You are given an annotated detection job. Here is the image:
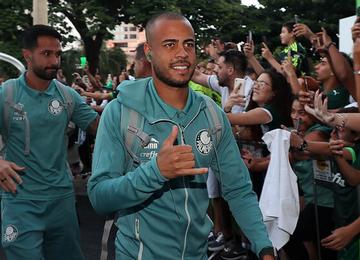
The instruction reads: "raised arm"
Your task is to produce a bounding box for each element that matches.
[243,40,265,76]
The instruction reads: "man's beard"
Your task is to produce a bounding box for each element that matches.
[153,64,194,89]
[33,65,59,80]
[217,76,226,87]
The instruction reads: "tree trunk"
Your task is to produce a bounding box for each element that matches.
[82,33,104,75]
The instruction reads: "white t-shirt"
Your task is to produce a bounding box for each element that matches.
[207,75,254,113]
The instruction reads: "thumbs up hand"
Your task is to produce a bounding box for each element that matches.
[157,126,208,179]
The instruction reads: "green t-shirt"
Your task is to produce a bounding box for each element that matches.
[189,81,222,107]
[0,74,98,200]
[320,85,349,110]
[278,41,308,75]
[315,143,359,228]
[333,144,360,260]
[292,124,334,208]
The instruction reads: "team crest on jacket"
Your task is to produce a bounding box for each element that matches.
[48,99,64,115]
[3,225,18,243]
[195,129,213,155]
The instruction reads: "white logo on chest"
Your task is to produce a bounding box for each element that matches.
[3,225,18,243]
[195,129,213,155]
[48,99,64,115]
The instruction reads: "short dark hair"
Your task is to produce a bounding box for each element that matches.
[282,22,295,33]
[145,12,189,42]
[219,49,248,74]
[135,42,146,60]
[22,24,62,49]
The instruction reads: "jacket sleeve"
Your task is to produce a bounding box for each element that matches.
[87,100,167,215]
[210,112,273,256]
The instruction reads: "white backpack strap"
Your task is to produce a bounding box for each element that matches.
[2,79,31,156]
[100,218,114,260]
[121,104,150,169]
[100,103,151,260]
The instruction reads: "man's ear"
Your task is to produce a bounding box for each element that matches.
[23,49,32,63]
[144,42,152,62]
[227,65,234,76]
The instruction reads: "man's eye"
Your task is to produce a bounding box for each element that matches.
[186,42,195,48]
[44,51,50,56]
[164,43,175,48]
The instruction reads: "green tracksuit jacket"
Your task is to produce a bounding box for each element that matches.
[88,78,272,259]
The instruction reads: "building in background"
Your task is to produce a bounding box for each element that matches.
[106,23,146,66]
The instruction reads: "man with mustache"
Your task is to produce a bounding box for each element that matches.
[0,25,98,260]
[88,12,274,260]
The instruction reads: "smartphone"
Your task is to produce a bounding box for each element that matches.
[236,42,242,52]
[295,118,302,132]
[234,78,245,96]
[248,30,253,43]
[303,76,309,92]
[262,35,268,46]
[294,14,299,24]
[80,56,87,68]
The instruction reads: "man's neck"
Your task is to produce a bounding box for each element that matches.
[25,71,51,91]
[153,78,189,110]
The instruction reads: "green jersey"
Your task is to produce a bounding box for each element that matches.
[0,73,98,200]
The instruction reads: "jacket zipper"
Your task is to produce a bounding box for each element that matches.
[135,218,143,260]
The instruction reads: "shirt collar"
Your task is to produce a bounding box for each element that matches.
[20,72,57,97]
[149,80,193,120]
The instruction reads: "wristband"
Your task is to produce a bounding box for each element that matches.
[325,42,335,51]
[335,113,346,130]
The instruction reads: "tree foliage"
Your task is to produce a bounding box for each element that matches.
[0,0,31,78]
[0,0,356,78]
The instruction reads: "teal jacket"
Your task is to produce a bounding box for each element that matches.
[88,78,272,259]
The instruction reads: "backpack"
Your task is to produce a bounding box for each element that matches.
[1,78,74,156]
[100,78,224,260]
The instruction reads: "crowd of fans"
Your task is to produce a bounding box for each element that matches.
[17,19,359,260]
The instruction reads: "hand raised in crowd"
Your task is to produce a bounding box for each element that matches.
[293,23,316,40]
[211,38,225,53]
[304,90,335,125]
[281,58,296,79]
[261,42,273,60]
[329,130,345,156]
[353,37,360,65]
[351,22,360,42]
[224,91,246,112]
[298,90,314,106]
[243,40,255,59]
[241,148,254,169]
[321,225,355,251]
[157,126,208,179]
[313,27,332,53]
[0,159,24,193]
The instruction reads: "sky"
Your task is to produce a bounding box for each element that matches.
[241,0,261,8]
